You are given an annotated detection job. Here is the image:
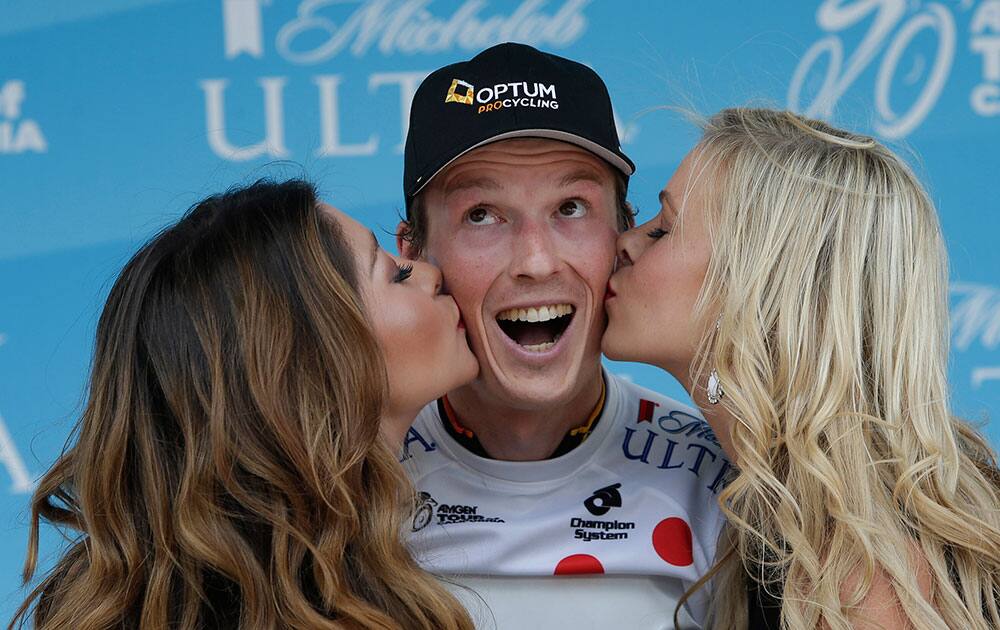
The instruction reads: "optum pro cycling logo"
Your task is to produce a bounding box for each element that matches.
[443,78,560,114]
[445,79,475,105]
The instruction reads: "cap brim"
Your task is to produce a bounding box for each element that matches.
[410,129,635,197]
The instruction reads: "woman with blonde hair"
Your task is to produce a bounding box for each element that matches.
[604,109,1000,629]
[12,179,478,629]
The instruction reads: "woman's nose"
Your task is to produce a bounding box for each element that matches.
[616,229,638,269]
[416,259,443,295]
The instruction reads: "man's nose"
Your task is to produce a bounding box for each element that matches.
[509,218,562,280]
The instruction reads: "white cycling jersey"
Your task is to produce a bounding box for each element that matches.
[402,372,730,629]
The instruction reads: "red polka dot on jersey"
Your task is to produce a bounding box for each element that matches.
[554,553,605,575]
[652,517,694,566]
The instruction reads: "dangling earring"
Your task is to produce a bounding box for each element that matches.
[707,318,724,405]
[707,369,724,404]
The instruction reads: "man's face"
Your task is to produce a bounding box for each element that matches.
[417,138,619,409]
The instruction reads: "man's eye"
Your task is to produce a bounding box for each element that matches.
[558,199,588,218]
[466,207,499,225]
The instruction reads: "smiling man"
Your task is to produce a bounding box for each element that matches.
[397,43,728,629]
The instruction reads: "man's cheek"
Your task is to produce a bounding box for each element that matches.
[569,256,615,289]
[569,233,616,263]
[446,284,487,329]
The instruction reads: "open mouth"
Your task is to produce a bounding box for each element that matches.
[495,303,575,353]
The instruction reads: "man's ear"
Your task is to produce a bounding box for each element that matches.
[396,221,420,260]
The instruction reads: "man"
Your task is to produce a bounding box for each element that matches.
[397,43,728,628]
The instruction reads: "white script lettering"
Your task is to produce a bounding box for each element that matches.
[200,77,291,161]
[276,0,589,64]
[789,0,956,139]
[0,414,34,493]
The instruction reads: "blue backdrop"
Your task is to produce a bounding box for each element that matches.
[1,0,998,619]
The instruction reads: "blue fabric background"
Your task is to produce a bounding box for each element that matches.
[1,0,997,618]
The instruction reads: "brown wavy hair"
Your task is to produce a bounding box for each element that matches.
[12,180,473,629]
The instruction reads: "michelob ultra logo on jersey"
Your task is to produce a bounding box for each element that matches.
[444,78,559,114]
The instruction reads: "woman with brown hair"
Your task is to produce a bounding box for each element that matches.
[12,179,478,629]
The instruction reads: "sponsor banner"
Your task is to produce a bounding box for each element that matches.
[0,0,997,619]
[0,80,46,154]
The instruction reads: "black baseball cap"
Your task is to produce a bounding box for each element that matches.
[403,42,635,200]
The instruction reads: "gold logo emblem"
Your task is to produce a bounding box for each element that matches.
[445,79,474,105]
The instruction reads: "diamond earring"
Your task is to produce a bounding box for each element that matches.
[708,317,724,404]
[707,369,724,404]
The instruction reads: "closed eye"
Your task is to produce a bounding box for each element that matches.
[393,263,413,282]
[647,227,669,239]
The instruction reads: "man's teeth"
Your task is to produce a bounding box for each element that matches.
[522,340,556,353]
[521,332,564,353]
[496,304,574,323]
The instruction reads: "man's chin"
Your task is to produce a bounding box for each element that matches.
[479,358,596,410]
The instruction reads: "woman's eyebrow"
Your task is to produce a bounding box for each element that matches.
[370,231,379,275]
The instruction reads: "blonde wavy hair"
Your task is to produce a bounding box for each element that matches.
[679,109,1000,629]
[11,180,473,630]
